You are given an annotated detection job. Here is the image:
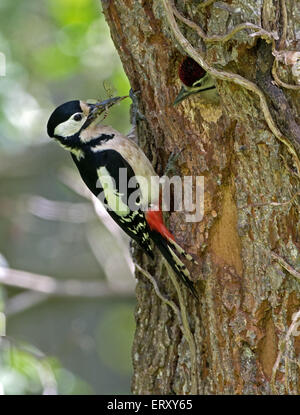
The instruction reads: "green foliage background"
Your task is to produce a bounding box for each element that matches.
[0,0,135,394]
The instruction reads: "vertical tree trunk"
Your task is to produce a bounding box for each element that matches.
[101,0,300,394]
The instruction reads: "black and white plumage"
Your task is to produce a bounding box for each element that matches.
[47,97,198,298]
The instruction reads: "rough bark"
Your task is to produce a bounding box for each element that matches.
[101,0,300,394]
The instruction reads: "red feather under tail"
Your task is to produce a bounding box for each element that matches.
[145,209,198,264]
[145,209,175,242]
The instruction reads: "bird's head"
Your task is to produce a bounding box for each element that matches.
[173,57,216,105]
[47,96,127,144]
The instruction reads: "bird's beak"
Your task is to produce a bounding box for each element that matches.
[173,86,192,106]
[173,85,217,106]
[173,73,216,105]
[86,96,128,123]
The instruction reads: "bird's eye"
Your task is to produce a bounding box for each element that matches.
[73,113,83,121]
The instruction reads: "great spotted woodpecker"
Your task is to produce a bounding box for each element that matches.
[174,57,216,105]
[47,97,198,298]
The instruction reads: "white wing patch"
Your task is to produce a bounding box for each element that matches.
[97,166,130,216]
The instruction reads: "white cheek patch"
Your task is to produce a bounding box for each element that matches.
[54,116,86,138]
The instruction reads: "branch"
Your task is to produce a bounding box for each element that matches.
[163,0,300,173]
[26,195,94,223]
[0,267,133,298]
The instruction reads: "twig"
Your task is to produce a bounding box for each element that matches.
[135,261,198,394]
[271,252,300,281]
[162,0,300,174]
[173,3,270,44]
[5,291,49,316]
[240,192,300,209]
[27,195,94,223]
[272,0,300,91]
[134,263,181,320]
[172,2,206,38]
[272,59,300,91]
[0,267,132,297]
[174,0,298,90]
[271,309,300,394]
[272,0,294,90]
[164,262,198,395]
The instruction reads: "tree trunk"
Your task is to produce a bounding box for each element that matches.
[101,0,300,395]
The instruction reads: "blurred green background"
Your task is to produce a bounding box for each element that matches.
[0,0,136,394]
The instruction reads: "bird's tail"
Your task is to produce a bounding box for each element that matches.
[150,230,198,300]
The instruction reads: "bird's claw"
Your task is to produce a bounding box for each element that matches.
[129,88,146,125]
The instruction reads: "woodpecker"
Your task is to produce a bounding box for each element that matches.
[174,57,216,105]
[47,96,198,298]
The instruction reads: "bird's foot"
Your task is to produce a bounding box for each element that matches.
[129,88,146,126]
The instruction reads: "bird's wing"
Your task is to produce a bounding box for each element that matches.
[72,148,198,297]
[94,149,154,259]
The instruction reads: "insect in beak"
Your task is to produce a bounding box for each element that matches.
[86,96,128,122]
